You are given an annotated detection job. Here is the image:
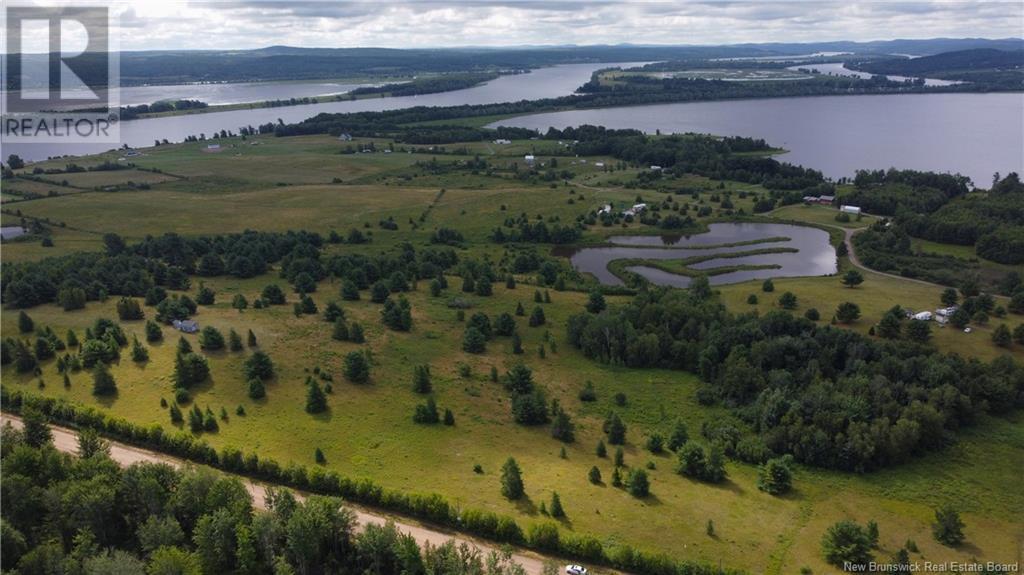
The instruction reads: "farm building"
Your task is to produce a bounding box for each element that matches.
[524,154,535,165]
[493,138,511,145]
[912,311,933,321]
[622,203,647,217]
[337,133,352,141]
[840,205,862,215]
[172,319,199,333]
[818,195,835,205]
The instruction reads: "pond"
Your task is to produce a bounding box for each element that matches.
[556,222,836,288]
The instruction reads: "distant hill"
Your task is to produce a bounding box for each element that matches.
[5,39,1023,87]
[854,48,1024,74]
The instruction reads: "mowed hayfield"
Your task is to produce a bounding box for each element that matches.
[3,274,1023,574]
[2,133,1023,572]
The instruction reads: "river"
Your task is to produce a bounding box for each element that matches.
[488,92,1024,185]
[4,63,1021,186]
[3,63,637,162]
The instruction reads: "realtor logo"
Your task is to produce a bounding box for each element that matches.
[2,3,119,143]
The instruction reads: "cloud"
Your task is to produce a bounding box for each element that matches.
[88,1,1024,50]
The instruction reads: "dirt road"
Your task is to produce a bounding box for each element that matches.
[0,414,560,575]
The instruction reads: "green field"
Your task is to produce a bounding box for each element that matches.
[2,133,1023,573]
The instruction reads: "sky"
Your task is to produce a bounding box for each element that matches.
[12,1,1024,51]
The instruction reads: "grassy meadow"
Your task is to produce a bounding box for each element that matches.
[2,133,1023,573]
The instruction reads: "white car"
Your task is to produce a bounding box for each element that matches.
[566,566,588,575]
[963,327,972,333]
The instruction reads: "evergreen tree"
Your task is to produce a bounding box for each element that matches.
[668,419,689,451]
[992,323,1012,347]
[344,351,370,383]
[462,327,487,353]
[323,301,344,323]
[586,290,606,313]
[247,378,266,399]
[169,403,183,424]
[331,318,350,341]
[199,326,225,351]
[511,332,524,354]
[515,302,525,316]
[841,270,864,288]
[228,329,243,352]
[626,469,650,497]
[588,466,602,484]
[932,505,965,546]
[315,448,326,464]
[177,337,193,356]
[604,412,627,444]
[596,440,607,458]
[906,319,932,343]
[305,378,327,414]
[246,329,257,347]
[92,363,117,396]
[762,279,774,293]
[412,365,432,393]
[349,322,365,343]
[757,456,794,495]
[243,350,274,381]
[549,492,565,518]
[66,329,79,348]
[413,397,440,424]
[550,408,575,443]
[18,311,34,333]
[443,408,455,426]
[131,338,149,362]
[341,280,360,301]
[142,321,161,343]
[500,457,525,500]
[231,294,248,312]
[529,306,546,327]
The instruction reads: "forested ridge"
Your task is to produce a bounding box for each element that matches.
[567,286,1024,472]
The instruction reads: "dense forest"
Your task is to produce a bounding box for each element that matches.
[347,72,499,98]
[0,416,533,575]
[901,173,1024,264]
[566,286,1024,472]
[0,230,467,312]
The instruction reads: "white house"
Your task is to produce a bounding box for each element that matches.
[524,154,535,165]
[650,165,662,171]
[338,133,353,141]
[936,306,958,317]
[840,205,862,215]
[594,162,605,168]
[493,139,511,145]
[622,203,648,217]
[598,204,612,215]
[912,311,933,321]
[206,143,220,150]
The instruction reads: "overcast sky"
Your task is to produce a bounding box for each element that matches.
[21,1,1024,51]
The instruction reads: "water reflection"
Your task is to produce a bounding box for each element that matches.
[558,222,836,288]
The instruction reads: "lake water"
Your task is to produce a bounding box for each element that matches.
[2,80,381,111]
[489,92,1024,185]
[6,63,1021,187]
[555,222,836,288]
[785,62,961,86]
[5,63,638,162]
